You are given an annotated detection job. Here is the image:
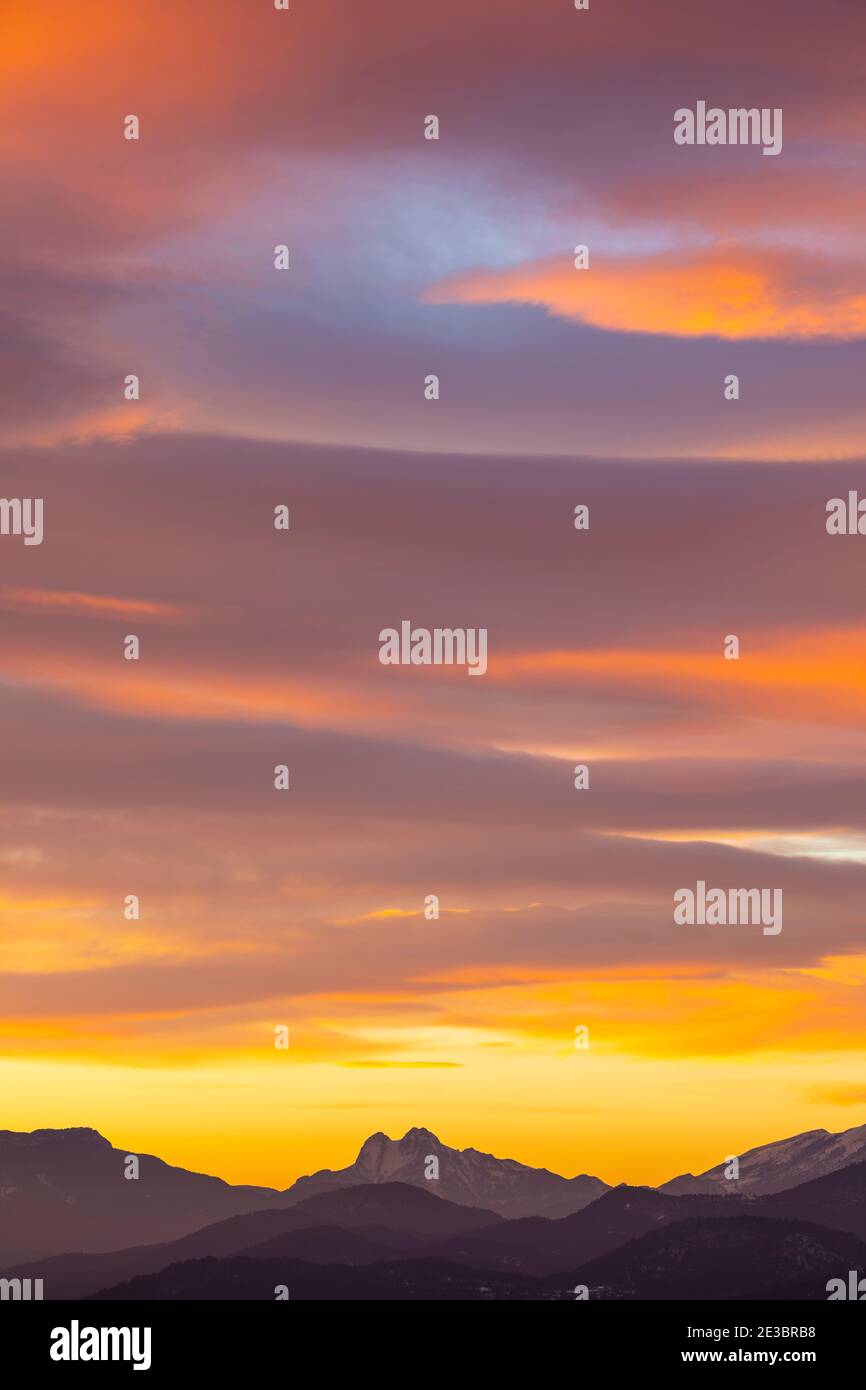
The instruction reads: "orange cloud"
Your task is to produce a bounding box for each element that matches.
[2,619,866,743]
[0,588,191,622]
[426,245,866,340]
[436,958,866,1061]
[494,628,866,724]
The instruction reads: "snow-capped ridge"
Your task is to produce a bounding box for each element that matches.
[662,1121,866,1197]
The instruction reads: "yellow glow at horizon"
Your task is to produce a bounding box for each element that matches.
[2,1048,865,1192]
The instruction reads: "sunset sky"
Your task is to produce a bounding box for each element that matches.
[2,0,866,1190]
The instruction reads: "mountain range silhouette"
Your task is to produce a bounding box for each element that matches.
[3,1121,866,1299]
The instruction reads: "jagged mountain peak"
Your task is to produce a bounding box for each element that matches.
[291,1126,609,1219]
[356,1130,388,1154]
[356,1127,440,1157]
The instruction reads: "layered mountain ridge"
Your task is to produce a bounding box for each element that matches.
[4,1117,866,1294]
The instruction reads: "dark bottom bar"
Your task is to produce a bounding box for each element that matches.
[5,1299,859,1376]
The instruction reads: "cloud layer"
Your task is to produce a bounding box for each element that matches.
[3,0,866,1185]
